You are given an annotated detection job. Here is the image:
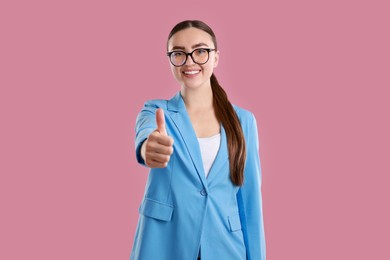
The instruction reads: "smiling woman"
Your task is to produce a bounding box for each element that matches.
[130,20,266,260]
[167,27,220,94]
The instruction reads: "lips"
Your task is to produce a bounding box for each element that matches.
[183,70,200,75]
[182,69,201,77]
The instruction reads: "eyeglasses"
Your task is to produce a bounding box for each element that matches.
[167,48,216,67]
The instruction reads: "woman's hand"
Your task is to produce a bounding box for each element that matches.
[141,108,174,168]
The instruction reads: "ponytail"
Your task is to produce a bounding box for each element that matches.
[211,73,246,186]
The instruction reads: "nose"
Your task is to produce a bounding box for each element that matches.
[184,53,196,65]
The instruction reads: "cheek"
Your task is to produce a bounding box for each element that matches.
[171,66,182,80]
[203,63,215,75]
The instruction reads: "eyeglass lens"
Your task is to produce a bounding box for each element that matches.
[170,49,210,66]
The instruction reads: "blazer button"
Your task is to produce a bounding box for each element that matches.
[200,189,207,196]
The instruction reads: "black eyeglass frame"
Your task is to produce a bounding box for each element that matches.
[166,48,216,67]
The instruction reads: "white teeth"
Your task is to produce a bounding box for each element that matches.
[184,70,200,75]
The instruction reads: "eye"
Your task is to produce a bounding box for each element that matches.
[195,49,207,55]
[172,52,184,57]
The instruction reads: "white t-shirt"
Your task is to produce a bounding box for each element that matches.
[197,133,221,177]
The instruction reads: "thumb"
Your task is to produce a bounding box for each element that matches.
[156,108,167,136]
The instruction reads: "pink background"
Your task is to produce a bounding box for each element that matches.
[1,0,389,259]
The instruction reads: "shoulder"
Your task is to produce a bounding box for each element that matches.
[232,104,259,139]
[138,99,169,114]
[233,104,256,124]
[143,99,168,109]
[233,104,260,152]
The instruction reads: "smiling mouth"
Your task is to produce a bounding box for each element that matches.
[183,70,201,75]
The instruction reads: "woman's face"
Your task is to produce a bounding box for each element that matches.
[167,27,219,90]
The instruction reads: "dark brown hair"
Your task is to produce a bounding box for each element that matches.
[167,20,246,186]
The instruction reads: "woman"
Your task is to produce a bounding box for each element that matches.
[131,20,266,260]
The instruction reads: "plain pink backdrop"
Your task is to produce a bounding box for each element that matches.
[1,0,389,259]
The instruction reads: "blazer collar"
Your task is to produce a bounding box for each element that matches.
[167,91,185,112]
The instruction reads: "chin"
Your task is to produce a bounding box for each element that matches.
[182,78,205,87]
[181,83,199,90]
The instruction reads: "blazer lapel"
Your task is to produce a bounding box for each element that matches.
[167,92,208,189]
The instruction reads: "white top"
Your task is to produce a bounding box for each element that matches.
[197,133,221,177]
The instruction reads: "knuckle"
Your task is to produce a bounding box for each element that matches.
[146,143,157,152]
[145,144,151,152]
[145,158,152,166]
[146,140,154,148]
[149,131,159,140]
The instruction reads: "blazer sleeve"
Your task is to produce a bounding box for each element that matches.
[134,101,159,166]
[236,113,266,260]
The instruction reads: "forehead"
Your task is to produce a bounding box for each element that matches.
[168,27,214,50]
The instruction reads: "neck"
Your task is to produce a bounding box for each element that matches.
[180,83,213,111]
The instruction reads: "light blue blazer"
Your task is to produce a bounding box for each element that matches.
[131,92,266,260]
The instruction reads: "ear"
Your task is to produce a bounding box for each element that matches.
[213,50,220,68]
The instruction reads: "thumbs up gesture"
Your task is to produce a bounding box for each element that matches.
[141,108,174,168]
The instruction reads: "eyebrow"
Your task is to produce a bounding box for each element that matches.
[170,42,209,51]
